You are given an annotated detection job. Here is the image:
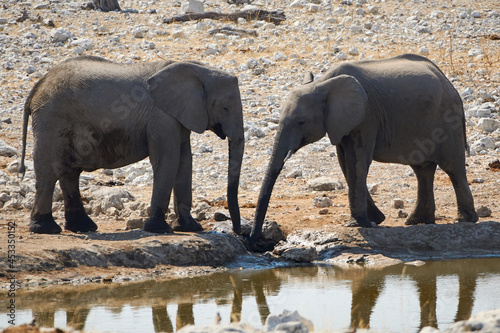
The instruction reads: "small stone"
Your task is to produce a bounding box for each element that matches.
[318,208,329,215]
[368,183,379,195]
[0,140,18,157]
[347,47,359,56]
[274,51,288,61]
[393,199,405,209]
[181,0,204,14]
[478,118,500,132]
[313,196,332,208]
[172,29,185,39]
[132,27,145,38]
[471,11,481,18]
[286,170,302,178]
[280,246,318,263]
[398,210,408,218]
[472,178,484,184]
[476,206,491,218]
[50,28,73,43]
[126,218,144,230]
[307,177,343,191]
[214,211,229,221]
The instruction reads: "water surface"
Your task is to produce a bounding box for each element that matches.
[2,257,500,332]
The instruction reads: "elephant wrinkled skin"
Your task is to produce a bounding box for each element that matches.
[251,54,478,247]
[20,56,244,235]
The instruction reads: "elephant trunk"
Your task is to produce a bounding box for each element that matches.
[227,136,244,234]
[250,131,290,246]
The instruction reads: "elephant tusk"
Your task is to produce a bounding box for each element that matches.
[284,150,293,163]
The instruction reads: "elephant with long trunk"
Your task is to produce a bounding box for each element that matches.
[20,56,244,235]
[250,54,478,248]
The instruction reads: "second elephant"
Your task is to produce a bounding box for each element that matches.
[251,54,478,246]
[20,56,244,235]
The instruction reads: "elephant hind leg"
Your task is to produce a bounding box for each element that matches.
[439,161,478,223]
[31,159,61,234]
[59,170,97,232]
[405,162,437,225]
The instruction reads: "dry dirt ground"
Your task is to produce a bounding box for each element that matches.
[0,0,499,287]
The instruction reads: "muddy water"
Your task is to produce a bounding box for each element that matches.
[2,258,500,333]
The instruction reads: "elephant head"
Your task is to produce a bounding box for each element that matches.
[148,62,244,233]
[250,74,368,247]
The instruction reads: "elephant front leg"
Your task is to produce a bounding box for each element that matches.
[171,138,203,232]
[340,139,374,228]
[144,149,179,234]
[337,144,384,226]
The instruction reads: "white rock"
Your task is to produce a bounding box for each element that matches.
[313,196,332,208]
[0,140,17,157]
[132,27,145,38]
[471,11,481,18]
[50,28,73,43]
[347,47,359,56]
[308,4,320,12]
[419,47,429,55]
[71,39,94,50]
[265,310,314,333]
[26,65,36,74]
[307,177,343,191]
[335,51,348,60]
[468,48,483,58]
[172,29,185,39]
[181,0,204,14]
[247,58,258,69]
[274,51,288,61]
[478,118,500,133]
[367,5,380,14]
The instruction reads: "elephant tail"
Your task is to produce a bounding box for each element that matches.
[18,78,43,179]
[18,97,31,179]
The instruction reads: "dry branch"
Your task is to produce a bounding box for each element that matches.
[163,9,286,25]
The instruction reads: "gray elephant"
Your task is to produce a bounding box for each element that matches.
[19,56,244,235]
[250,54,478,246]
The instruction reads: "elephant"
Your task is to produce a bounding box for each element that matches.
[19,56,244,235]
[250,54,478,246]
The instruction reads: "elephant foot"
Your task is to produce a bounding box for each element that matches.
[144,217,173,234]
[344,216,375,228]
[30,213,62,234]
[456,209,478,223]
[405,214,435,226]
[171,217,203,232]
[64,211,98,233]
[367,206,386,225]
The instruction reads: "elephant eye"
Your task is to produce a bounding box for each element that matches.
[298,119,306,126]
[223,106,229,112]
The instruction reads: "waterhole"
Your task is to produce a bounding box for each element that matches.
[2,257,500,332]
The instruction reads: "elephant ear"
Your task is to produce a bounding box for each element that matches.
[302,72,314,85]
[147,62,208,134]
[316,74,368,145]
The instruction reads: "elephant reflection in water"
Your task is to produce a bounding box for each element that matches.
[151,303,194,332]
[348,261,478,330]
[33,307,90,331]
[147,269,281,332]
